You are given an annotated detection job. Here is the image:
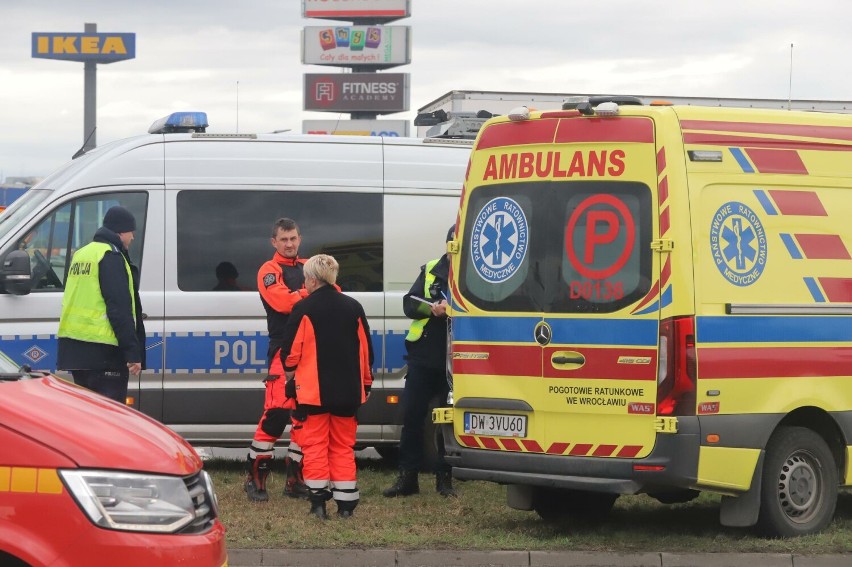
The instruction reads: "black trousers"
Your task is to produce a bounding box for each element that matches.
[398,363,450,474]
[72,368,129,403]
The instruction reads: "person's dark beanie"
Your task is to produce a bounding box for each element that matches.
[103,206,137,233]
[446,225,455,242]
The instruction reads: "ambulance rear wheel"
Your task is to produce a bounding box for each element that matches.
[758,426,837,537]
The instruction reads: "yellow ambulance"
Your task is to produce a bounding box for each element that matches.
[435,96,852,536]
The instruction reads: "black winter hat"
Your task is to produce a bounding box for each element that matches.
[446,225,455,242]
[103,206,137,234]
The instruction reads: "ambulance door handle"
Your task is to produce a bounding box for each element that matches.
[551,352,585,369]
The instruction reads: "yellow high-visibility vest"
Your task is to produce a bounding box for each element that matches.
[405,258,439,342]
[58,242,135,345]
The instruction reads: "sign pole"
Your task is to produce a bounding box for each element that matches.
[83,22,97,151]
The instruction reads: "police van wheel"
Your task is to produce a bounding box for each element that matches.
[757,426,837,537]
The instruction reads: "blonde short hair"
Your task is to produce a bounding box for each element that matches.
[304,254,339,286]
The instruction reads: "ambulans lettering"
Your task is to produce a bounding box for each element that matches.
[471,197,529,283]
[482,150,625,181]
[709,201,767,287]
[68,261,92,276]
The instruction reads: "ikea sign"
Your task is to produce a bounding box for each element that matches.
[32,32,135,63]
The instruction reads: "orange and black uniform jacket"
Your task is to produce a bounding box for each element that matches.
[281,284,373,416]
[257,253,308,360]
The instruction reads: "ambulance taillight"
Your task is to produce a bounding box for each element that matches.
[656,316,697,416]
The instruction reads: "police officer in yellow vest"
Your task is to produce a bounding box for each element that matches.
[58,206,145,403]
[384,225,457,498]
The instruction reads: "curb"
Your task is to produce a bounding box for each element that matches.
[227,549,851,567]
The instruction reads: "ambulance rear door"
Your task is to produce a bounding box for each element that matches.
[456,110,662,459]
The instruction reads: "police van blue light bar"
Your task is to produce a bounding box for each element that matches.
[148,112,209,134]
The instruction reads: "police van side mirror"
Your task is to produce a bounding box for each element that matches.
[1,250,33,296]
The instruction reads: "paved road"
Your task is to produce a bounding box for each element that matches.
[227,549,850,567]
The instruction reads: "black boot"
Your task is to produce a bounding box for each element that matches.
[308,489,331,520]
[244,454,272,502]
[382,470,419,497]
[283,456,309,500]
[337,499,358,519]
[436,470,457,498]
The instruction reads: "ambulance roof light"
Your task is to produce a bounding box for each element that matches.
[508,106,530,121]
[595,101,620,117]
[148,111,209,134]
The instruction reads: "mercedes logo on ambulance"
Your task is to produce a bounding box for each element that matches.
[534,321,552,346]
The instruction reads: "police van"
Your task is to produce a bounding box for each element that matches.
[435,97,852,536]
[0,112,471,453]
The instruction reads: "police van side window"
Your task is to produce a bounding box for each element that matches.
[9,192,148,292]
[176,190,383,292]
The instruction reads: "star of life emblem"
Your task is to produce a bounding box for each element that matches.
[470,197,529,283]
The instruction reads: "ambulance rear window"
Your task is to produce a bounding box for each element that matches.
[460,181,652,313]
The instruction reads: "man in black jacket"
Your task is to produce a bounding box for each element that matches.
[57,206,145,402]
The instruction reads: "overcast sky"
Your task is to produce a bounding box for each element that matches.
[2,0,851,179]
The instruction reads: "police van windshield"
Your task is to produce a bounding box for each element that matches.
[0,189,52,242]
[460,180,652,314]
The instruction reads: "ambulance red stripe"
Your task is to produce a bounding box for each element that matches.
[796,234,851,259]
[819,278,852,302]
[543,346,657,380]
[616,445,643,457]
[569,444,593,456]
[680,120,852,142]
[658,175,669,206]
[593,445,618,457]
[769,190,827,216]
[554,117,654,144]
[454,344,657,380]
[656,147,667,174]
[501,438,522,451]
[462,436,645,458]
[476,120,558,150]
[631,280,660,313]
[681,132,852,152]
[745,148,808,174]
[698,346,852,378]
[660,206,671,235]
[453,344,540,377]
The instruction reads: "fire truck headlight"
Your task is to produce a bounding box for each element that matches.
[60,469,196,533]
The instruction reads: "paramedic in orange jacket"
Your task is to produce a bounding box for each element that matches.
[245,218,310,502]
[280,254,374,519]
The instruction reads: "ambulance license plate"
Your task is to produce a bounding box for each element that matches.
[463,412,526,437]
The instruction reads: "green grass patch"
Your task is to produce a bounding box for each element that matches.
[207,457,852,552]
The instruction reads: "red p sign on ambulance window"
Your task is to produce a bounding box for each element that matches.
[566,194,635,280]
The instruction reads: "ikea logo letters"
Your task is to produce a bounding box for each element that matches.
[32,33,136,63]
